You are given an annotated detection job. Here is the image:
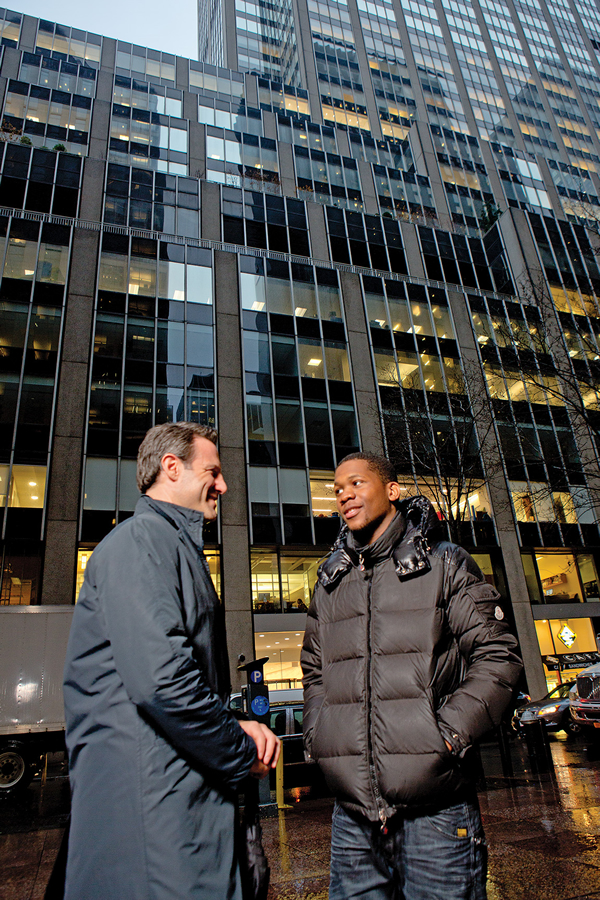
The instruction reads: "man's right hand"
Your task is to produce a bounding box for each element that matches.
[239,720,281,779]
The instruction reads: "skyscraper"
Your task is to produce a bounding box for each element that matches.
[0,1,600,700]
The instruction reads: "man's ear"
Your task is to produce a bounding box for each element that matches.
[387,481,402,503]
[160,453,182,482]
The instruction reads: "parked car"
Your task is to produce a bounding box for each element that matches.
[570,663,600,736]
[513,681,579,736]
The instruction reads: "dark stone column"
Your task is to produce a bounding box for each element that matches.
[42,229,100,604]
[214,249,254,691]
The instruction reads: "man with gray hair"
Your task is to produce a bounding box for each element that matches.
[63,422,280,900]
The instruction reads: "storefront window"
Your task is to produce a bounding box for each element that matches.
[399,478,492,525]
[470,553,495,586]
[535,617,597,690]
[0,464,7,507]
[521,553,543,604]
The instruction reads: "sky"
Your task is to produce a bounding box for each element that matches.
[11,0,199,59]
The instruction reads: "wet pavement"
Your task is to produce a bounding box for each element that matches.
[3,735,600,899]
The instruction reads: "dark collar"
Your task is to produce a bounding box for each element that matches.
[317,495,437,590]
[134,494,206,550]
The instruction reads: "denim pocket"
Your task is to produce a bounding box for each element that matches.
[424,800,485,843]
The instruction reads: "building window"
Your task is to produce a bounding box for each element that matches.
[75,546,92,601]
[0,464,47,508]
[524,551,600,605]
[254,630,304,687]
[510,482,577,525]
[0,546,41,605]
[250,549,320,613]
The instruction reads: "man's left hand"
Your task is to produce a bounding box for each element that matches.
[239,720,281,770]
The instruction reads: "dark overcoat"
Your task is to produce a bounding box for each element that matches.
[63,495,256,900]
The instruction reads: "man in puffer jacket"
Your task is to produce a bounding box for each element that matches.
[301,452,522,900]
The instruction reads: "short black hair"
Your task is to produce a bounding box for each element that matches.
[336,452,396,486]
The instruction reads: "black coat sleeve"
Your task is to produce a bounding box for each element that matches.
[436,549,523,756]
[96,516,256,789]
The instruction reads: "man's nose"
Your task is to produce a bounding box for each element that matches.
[216,474,227,494]
[337,485,354,504]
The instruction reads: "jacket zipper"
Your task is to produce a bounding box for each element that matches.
[364,564,388,832]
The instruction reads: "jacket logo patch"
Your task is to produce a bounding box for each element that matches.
[494,606,504,620]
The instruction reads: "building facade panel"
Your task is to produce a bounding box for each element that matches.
[1,4,600,691]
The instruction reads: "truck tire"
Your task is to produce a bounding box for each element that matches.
[563,716,581,737]
[0,741,35,793]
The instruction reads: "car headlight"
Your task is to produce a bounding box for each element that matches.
[538,705,559,715]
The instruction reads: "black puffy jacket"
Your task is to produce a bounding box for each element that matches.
[301,497,522,824]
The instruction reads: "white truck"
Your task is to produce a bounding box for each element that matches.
[0,605,73,793]
[570,662,600,736]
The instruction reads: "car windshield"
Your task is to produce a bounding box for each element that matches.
[547,683,574,700]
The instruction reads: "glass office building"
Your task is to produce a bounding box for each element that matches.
[2,1,600,697]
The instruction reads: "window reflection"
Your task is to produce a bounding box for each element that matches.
[293,280,318,319]
[324,343,351,381]
[36,244,69,284]
[247,396,275,441]
[309,470,337,517]
[4,238,37,280]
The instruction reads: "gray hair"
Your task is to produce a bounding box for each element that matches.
[136,422,218,493]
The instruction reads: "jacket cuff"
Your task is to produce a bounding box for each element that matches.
[437,720,470,757]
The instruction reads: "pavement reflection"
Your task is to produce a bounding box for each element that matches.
[3,736,600,900]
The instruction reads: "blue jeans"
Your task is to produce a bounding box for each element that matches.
[329,798,487,900]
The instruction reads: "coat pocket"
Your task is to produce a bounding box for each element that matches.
[426,689,453,758]
[305,702,326,761]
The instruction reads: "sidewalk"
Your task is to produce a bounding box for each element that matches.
[2,733,600,900]
[262,733,600,900]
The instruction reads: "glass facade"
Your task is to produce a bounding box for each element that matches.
[0,6,599,695]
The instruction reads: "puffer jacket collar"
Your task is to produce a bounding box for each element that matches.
[317,494,439,589]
